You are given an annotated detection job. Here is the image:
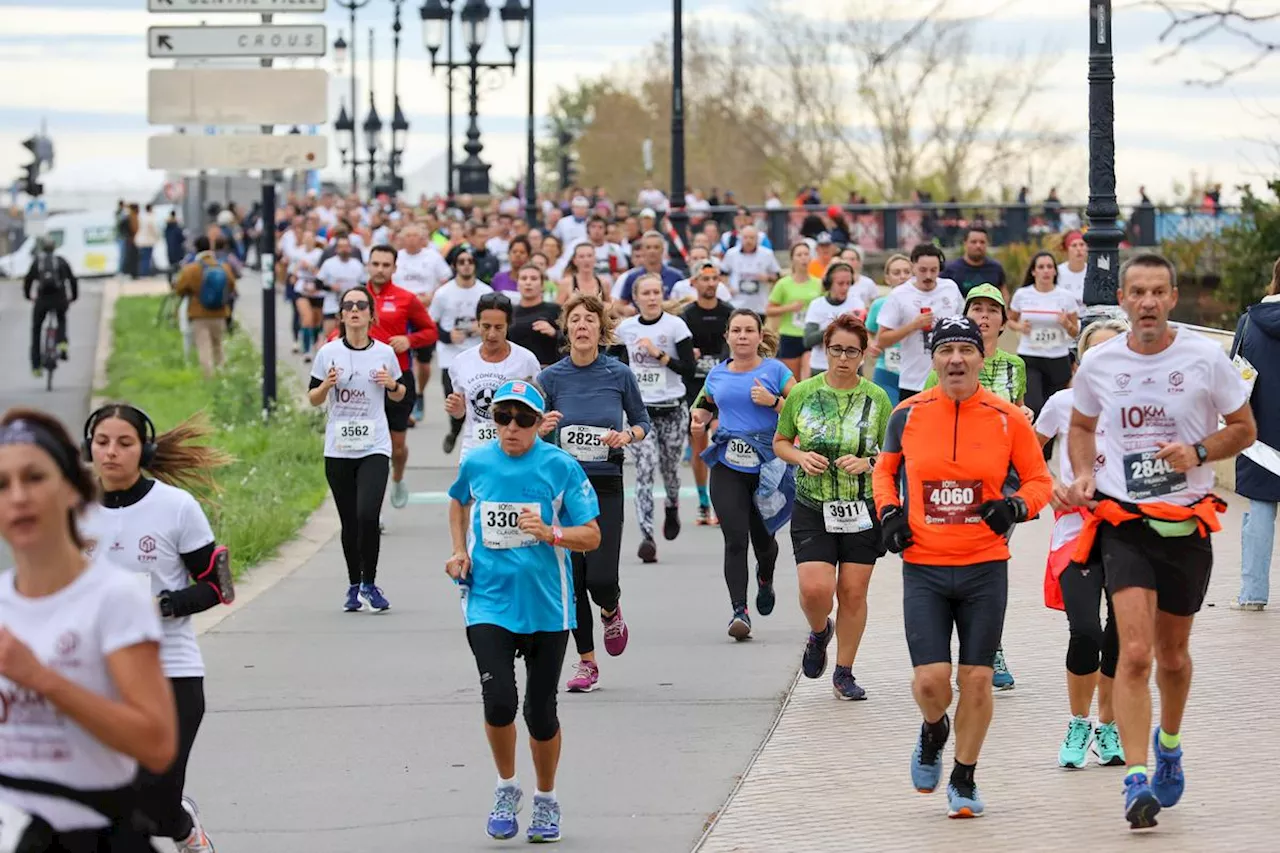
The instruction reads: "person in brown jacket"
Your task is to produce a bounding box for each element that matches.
[174,236,237,377]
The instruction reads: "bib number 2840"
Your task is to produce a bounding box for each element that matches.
[1124,450,1187,500]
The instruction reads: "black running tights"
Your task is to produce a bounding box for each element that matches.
[709,465,779,610]
[325,454,390,585]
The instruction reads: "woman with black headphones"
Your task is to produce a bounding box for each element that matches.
[801,261,861,380]
[82,402,235,853]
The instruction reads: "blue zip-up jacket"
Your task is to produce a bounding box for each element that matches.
[701,428,796,534]
[538,353,652,478]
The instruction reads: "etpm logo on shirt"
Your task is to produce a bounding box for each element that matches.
[138,535,159,563]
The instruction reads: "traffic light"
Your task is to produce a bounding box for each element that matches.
[557,129,577,191]
[19,136,46,197]
[20,162,42,197]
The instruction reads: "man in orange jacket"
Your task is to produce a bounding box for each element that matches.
[873,316,1051,820]
[1065,254,1256,830]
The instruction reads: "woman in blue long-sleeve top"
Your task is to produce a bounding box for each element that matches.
[538,294,651,693]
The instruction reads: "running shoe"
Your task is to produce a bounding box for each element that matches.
[1230,598,1266,611]
[1095,721,1125,766]
[911,714,949,793]
[755,571,776,616]
[486,783,523,840]
[30,368,41,378]
[728,606,752,640]
[1151,729,1185,807]
[527,794,561,843]
[443,432,458,453]
[832,665,866,701]
[343,584,362,612]
[176,796,215,853]
[360,584,390,612]
[663,506,681,541]
[801,618,833,679]
[56,341,69,361]
[637,538,657,563]
[946,782,984,818]
[601,606,629,656]
[411,400,424,422]
[696,505,718,526]
[992,648,1015,690]
[565,660,599,693]
[1058,716,1093,769]
[1123,772,1161,829]
[390,478,409,509]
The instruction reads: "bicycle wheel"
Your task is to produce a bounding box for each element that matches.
[44,327,57,392]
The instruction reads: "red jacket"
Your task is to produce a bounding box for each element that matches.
[329,281,438,372]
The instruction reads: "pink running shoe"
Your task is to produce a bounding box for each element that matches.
[565,660,599,692]
[602,605,630,656]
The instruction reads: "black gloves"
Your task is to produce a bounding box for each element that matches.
[978,496,1028,535]
[880,505,913,554]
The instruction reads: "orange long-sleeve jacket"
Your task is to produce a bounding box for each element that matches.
[873,385,1053,566]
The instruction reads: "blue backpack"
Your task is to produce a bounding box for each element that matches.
[198,256,230,310]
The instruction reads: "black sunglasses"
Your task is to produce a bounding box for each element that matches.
[341,300,371,311]
[493,408,538,428]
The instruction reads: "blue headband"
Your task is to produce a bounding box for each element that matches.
[0,420,79,481]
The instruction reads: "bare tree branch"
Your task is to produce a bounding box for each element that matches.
[1137,0,1280,85]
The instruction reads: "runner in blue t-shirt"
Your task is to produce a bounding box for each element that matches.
[446,379,601,844]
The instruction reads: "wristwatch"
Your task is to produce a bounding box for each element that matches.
[1194,443,1209,466]
[157,590,174,618]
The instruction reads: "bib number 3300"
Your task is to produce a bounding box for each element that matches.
[480,501,540,550]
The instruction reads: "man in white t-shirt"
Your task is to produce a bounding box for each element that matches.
[486,212,515,271]
[1065,253,1256,831]
[720,226,780,315]
[874,244,964,396]
[317,236,366,318]
[670,250,734,305]
[637,179,668,213]
[396,225,453,415]
[585,215,629,288]
[552,196,591,249]
[429,248,495,454]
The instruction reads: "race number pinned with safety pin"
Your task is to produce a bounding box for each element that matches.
[480,502,540,550]
[823,500,873,534]
[923,480,983,525]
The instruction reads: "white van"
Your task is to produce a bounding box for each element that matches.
[0,207,176,280]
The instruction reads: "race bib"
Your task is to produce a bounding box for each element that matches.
[923,479,983,525]
[792,310,806,328]
[725,438,759,468]
[695,355,718,377]
[1028,325,1065,351]
[334,418,376,453]
[1123,450,1187,501]
[884,346,902,374]
[474,422,499,443]
[480,501,539,550]
[739,279,760,295]
[560,424,610,462]
[823,500,873,534]
[0,800,38,853]
[633,366,665,393]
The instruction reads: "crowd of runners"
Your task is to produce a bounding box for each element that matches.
[0,186,1263,847]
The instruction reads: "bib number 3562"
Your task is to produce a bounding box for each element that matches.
[334,418,376,453]
[923,479,983,525]
[1124,450,1187,500]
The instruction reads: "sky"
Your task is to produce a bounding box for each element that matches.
[2,0,1280,207]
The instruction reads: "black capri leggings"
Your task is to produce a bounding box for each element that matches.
[467,624,570,741]
[571,474,624,655]
[325,454,391,585]
[136,677,204,839]
[1022,354,1072,418]
[1060,560,1119,679]
[709,464,779,610]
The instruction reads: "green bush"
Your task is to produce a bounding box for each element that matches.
[1218,180,1280,316]
[101,296,328,576]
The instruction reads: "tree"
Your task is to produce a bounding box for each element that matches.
[1144,1,1280,86]
[537,81,611,191]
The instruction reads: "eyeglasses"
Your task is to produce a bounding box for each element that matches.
[456,258,475,267]
[341,300,371,312]
[493,408,539,429]
[826,345,863,360]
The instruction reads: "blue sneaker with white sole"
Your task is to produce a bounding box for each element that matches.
[360,584,390,612]
[1151,729,1185,807]
[486,784,523,840]
[1124,772,1161,829]
[527,794,561,843]
[911,715,949,793]
[343,584,362,612]
[946,782,984,818]
[801,618,833,679]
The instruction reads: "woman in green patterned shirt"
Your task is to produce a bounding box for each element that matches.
[773,313,892,700]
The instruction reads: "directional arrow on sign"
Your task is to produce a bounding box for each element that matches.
[157,34,173,51]
[147,25,327,59]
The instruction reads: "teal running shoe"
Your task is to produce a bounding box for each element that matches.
[527,794,561,843]
[1058,716,1093,769]
[992,648,1014,690]
[1095,721,1125,766]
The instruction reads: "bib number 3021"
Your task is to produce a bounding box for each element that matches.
[334,418,376,453]
[480,501,540,550]
[922,479,983,525]
[559,425,610,462]
[1123,450,1187,500]
[823,500,873,534]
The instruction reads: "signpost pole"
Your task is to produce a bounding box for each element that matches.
[260,12,278,420]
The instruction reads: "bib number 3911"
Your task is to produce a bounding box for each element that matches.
[559,425,609,462]
[923,479,983,525]
[480,501,540,550]
[823,500,873,534]
[334,418,376,453]
[1124,450,1187,500]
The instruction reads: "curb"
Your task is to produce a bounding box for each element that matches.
[89,278,338,637]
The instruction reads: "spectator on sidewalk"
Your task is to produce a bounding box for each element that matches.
[174,236,237,378]
[164,211,185,285]
[136,204,159,277]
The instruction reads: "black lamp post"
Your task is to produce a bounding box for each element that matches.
[333,0,372,194]
[1082,0,1124,319]
[669,0,687,253]
[421,0,526,197]
[388,0,410,194]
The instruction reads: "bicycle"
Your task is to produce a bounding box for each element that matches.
[40,311,59,392]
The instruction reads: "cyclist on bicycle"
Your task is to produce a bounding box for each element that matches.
[24,237,78,376]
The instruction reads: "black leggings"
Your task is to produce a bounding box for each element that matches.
[709,465,779,610]
[1060,561,1119,678]
[467,624,569,741]
[1024,355,1072,460]
[136,677,204,839]
[571,475,624,655]
[442,368,464,439]
[325,454,391,585]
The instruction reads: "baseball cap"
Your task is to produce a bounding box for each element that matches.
[640,207,657,219]
[929,316,984,355]
[815,232,834,245]
[691,258,720,276]
[964,283,1006,319]
[492,379,546,415]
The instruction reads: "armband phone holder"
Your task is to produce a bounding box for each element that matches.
[203,545,235,605]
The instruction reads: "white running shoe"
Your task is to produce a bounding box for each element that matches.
[176,795,216,853]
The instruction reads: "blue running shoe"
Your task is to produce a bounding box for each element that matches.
[360,584,391,612]
[946,782,984,818]
[832,665,866,700]
[1124,772,1161,829]
[801,618,833,679]
[527,794,561,843]
[755,570,775,616]
[1151,729,1185,807]
[911,715,949,793]
[343,584,362,612]
[486,784,523,840]
[728,606,752,640]
[992,648,1015,690]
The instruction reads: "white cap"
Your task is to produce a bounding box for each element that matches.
[640,207,657,219]
[572,195,589,208]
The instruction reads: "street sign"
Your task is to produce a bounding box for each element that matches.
[148,69,328,125]
[148,0,327,11]
[148,133,328,170]
[147,25,326,59]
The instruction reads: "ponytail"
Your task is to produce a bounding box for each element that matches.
[148,413,234,494]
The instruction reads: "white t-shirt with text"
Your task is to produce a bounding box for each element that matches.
[616,312,693,404]
[312,339,401,459]
[428,279,495,369]
[875,280,965,391]
[396,247,452,298]
[448,343,542,457]
[1010,285,1079,359]
[317,255,366,316]
[721,246,781,315]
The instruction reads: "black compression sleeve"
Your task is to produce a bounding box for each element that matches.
[166,542,223,617]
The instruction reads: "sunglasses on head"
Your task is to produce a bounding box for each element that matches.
[492,407,538,428]
[341,300,371,311]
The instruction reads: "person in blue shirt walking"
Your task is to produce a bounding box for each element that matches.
[447,379,602,844]
[692,308,796,639]
[537,293,651,694]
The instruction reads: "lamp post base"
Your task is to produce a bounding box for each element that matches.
[456,158,490,196]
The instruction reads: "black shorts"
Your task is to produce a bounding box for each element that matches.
[306,295,325,309]
[790,500,884,566]
[413,343,436,363]
[384,369,417,432]
[903,561,1008,668]
[1099,518,1213,616]
[777,334,807,360]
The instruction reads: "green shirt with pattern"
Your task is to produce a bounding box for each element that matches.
[776,374,892,509]
[922,348,1026,402]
